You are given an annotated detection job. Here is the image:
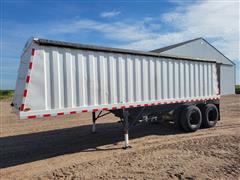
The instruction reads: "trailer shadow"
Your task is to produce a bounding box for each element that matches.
[0,120,183,168]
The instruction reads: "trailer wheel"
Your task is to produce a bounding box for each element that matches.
[180,105,202,132]
[201,104,218,128]
[173,106,186,130]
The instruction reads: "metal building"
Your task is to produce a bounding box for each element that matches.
[151,38,235,95]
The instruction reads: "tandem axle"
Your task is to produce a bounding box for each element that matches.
[91,100,220,149]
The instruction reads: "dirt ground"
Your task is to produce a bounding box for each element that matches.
[0,95,239,179]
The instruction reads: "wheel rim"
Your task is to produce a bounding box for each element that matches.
[208,107,217,123]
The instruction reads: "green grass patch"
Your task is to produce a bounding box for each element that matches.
[0,90,14,100]
[236,85,240,94]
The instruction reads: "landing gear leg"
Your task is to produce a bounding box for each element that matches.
[92,112,96,133]
[122,109,131,149]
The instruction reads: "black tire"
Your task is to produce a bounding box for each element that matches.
[201,104,219,128]
[180,105,202,132]
[173,106,186,130]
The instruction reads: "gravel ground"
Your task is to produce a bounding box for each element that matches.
[0,95,239,179]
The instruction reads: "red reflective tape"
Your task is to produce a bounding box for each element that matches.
[26,76,30,83]
[20,104,25,111]
[28,115,36,119]
[57,112,64,115]
[103,108,108,110]
[121,106,125,109]
[129,105,134,108]
[112,107,117,110]
[29,62,33,69]
[82,110,88,112]
[70,111,76,114]
[144,104,148,106]
[93,109,98,112]
[23,89,27,97]
[137,105,141,107]
[43,114,51,117]
[32,48,35,56]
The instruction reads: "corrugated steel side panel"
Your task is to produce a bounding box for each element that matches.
[19,44,219,119]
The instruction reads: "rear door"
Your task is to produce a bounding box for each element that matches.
[12,48,31,111]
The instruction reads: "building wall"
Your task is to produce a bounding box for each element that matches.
[220,65,235,95]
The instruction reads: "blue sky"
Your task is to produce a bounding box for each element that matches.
[1,0,239,90]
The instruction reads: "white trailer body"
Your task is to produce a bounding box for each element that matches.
[13,38,220,119]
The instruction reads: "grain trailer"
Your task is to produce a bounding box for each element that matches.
[12,38,220,148]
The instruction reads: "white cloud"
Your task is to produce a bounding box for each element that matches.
[38,1,240,61]
[50,19,158,42]
[100,10,121,18]
[140,0,239,60]
[162,12,181,23]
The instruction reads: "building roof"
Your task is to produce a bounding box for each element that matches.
[151,37,235,65]
[150,38,202,53]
